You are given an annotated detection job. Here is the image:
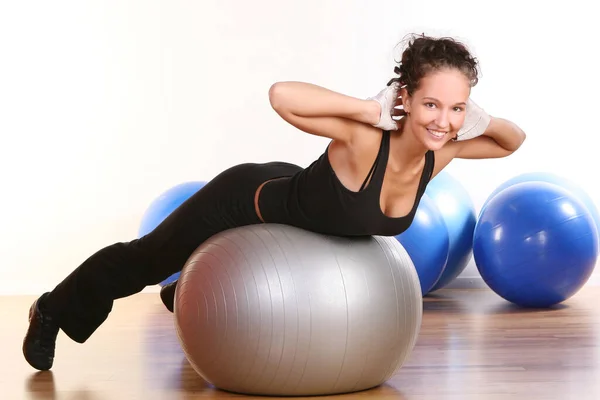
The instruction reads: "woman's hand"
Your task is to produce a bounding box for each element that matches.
[367,82,405,131]
[454,99,492,141]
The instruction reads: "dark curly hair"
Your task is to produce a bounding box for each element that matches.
[389,33,480,96]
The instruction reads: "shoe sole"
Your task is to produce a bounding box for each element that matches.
[22,299,53,371]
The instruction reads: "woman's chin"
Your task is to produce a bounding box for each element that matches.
[422,136,450,151]
[422,128,456,150]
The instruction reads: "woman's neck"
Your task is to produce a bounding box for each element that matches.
[389,118,429,171]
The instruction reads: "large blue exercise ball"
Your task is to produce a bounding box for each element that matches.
[424,171,476,291]
[474,181,599,308]
[396,194,449,295]
[481,171,600,240]
[139,181,207,286]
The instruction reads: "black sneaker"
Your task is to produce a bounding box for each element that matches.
[22,293,60,371]
[160,281,177,313]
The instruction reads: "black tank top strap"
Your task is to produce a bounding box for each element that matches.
[367,130,391,188]
[359,130,389,191]
[416,150,435,197]
[359,163,377,191]
[424,150,435,182]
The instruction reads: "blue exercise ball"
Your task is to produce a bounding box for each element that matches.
[396,194,449,295]
[474,181,598,308]
[425,171,476,291]
[139,181,207,286]
[481,171,600,240]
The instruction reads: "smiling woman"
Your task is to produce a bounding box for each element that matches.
[398,68,473,150]
[22,33,526,373]
[369,35,526,176]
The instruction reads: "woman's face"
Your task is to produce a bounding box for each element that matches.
[401,68,471,150]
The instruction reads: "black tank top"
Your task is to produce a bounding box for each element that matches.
[259,130,435,237]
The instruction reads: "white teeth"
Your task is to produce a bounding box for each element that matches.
[427,129,447,138]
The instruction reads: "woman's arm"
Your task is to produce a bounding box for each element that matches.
[432,116,526,177]
[269,82,379,124]
[451,116,526,159]
[481,117,527,152]
[269,81,380,142]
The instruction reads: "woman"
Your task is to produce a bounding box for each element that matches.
[23,34,526,371]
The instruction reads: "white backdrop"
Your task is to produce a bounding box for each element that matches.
[1,0,598,294]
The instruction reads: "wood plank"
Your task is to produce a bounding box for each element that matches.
[2,287,599,399]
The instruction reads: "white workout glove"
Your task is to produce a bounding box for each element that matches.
[368,77,403,131]
[455,98,492,141]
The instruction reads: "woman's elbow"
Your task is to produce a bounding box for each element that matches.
[511,125,527,151]
[489,117,527,152]
[269,82,290,111]
[268,82,279,106]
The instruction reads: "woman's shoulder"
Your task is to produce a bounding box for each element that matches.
[330,125,384,162]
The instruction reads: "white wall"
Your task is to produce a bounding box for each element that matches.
[1,0,598,295]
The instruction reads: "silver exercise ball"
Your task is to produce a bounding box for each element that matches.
[174,223,422,397]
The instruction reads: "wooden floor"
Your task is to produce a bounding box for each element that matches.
[2,287,600,400]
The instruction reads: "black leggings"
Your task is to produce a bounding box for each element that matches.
[43,161,302,343]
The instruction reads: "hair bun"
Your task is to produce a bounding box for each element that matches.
[395,34,479,96]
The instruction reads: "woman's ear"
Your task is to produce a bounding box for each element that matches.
[400,87,411,114]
